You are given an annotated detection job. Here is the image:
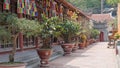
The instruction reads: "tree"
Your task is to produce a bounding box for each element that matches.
[106,0,120,5]
[60,20,80,43]
[39,15,62,49]
[67,0,101,13]
[0,12,41,63]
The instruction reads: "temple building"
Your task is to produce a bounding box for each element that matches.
[90,13,114,41]
[0,0,89,54]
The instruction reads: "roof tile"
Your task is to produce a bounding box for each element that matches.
[90,14,113,22]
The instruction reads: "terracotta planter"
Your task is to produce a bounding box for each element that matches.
[85,41,87,47]
[72,43,78,52]
[37,49,52,67]
[61,43,74,55]
[0,63,26,68]
[86,40,90,46]
[89,39,93,44]
[78,41,86,49]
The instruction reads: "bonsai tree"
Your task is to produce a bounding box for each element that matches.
[59,19,80,55]
[39,15,62,49]
[60,19,80,43]
[36,15,62,66]
[0,12,41,63]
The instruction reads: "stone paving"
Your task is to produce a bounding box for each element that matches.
[40,42,118,68]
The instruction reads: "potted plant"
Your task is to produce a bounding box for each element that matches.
[72,25,81,52]
[60,20,80,55]
[72,36,80,52]
[78,33,87,49]
[90,29,100,43]
[36,15,62,67]
[0,12,41,68]
[114,33,120,40]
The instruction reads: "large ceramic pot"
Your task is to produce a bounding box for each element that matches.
[37,49,52,67]
[0,62,26,68]
[72,43,78,52]
[86,40,89,46]
[78,41,86,49]
[61,43,74,55]
[89,39,93,44]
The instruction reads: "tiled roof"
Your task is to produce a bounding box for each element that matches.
[90,14,113,22]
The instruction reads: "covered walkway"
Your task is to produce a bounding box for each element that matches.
[46,42,118,68]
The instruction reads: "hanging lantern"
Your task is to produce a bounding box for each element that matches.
[3,0,10,10]
[17,0,24,13]
[28,0,38,16]
[24,0,30,15]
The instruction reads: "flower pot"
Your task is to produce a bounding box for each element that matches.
[85,41,87,47]
[86,40,90,46]
[37,49,52,67]
[0,62,26,68]
[61,43,74,55]
[72,43,78,52]
[89,39,93,44]
[78,41,86,49]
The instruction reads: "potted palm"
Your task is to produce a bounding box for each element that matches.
[60,19,80,55]
[0,12,41,68]
[36,15,62,67]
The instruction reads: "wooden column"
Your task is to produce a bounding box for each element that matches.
[18,13,24,51]
[63,7,68,21]
[35,37,39,48]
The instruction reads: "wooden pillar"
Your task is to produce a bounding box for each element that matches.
[18,13,24,50]
[19,32,24,50]
[35,37,39,48]
[63,7,68,21]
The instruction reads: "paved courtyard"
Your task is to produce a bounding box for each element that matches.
[40,42,118,68]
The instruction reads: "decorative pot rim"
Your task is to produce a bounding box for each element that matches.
[62,43,75,45]
[36,48,53,50]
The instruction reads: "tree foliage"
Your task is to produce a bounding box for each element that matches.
[0,12,42,62]
[60,20,81,43]
[106,0,120,5]
[90,29,100,39]
[67,0,101,13]
[39,15,62,49]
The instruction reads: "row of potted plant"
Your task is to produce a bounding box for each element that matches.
[0,12,100,68]
[0,12,80,67]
